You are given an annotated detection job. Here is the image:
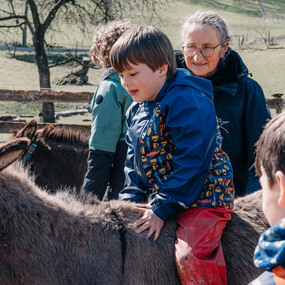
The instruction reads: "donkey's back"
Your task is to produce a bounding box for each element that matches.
[0,137,267,285]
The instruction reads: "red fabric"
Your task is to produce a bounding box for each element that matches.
[273,265,285,285]
[175,206,232,285]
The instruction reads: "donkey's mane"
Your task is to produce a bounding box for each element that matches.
[40,125,90,146]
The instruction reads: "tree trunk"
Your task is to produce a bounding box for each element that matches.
[33,25,55,123]
[22,0,28,47]
[256,0,271,20]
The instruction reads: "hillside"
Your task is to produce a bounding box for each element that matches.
[0,0,284,138]
[0,0,284,92]
[155,0,285,98]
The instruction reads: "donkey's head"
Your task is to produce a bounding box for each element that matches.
[14,120,37,140]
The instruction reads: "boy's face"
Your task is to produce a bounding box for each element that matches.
[260,165,285,226]
[119,62,167,102]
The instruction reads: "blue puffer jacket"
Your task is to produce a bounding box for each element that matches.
[119,69,234,221]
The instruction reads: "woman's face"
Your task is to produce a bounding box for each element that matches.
[182,24,228,78]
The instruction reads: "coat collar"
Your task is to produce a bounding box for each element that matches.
[155,68,213,103]
[101,67,118,81]
[206,48,249,96]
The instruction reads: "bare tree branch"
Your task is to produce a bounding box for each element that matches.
[42,0,73,32]
[0,21,25,28]
[0,0,170,122]
[26,0,40,31]
[0,15,25,21]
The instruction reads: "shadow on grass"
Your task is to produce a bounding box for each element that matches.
[9,52,89,66]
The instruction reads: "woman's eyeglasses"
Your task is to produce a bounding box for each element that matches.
[182,43,222,57]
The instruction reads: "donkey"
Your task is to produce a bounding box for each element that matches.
[14,120,89,193]
[14,121,256,200]
[0,135,268,285]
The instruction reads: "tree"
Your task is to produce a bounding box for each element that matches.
[0,0,168,122]
[22,0,29,47]
[256,0,272,21]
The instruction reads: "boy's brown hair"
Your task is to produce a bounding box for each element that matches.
[90,20,133,68]
[109,26,177,80]
[255,112,285,186]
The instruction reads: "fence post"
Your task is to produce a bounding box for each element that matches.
[272,93,284,114]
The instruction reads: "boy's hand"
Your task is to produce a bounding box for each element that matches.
[134,207,164,241]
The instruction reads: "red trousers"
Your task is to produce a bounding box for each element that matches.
[175,206,233,285]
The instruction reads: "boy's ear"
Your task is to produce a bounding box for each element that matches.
[159,64,168,77]
[276,171,285,207]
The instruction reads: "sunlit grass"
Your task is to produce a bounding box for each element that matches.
[0,0,285,141]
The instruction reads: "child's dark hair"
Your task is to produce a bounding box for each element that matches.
[255,112,285,186]
[110,26,177,80]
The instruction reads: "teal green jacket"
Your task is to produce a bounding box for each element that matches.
[89,68,133,152]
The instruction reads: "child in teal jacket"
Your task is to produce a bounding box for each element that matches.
[83,20,133,200]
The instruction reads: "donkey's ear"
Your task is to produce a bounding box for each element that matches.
[15,120,37,140]
[0,138,31,171]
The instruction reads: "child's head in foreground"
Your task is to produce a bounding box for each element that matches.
[109,26,177,102]
[90,20,133,68]
[255,112,285,226]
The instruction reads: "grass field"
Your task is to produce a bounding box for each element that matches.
[0,0,285,141]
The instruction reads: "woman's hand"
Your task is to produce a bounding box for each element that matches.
[134,207,164,241]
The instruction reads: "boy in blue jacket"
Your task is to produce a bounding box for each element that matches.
[110,26,235,284]
[249,113,285,285]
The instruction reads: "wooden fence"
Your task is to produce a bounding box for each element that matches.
[0,89,93,103]
[0,89,284,134]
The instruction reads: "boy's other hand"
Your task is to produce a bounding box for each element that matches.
[134,207,164,241]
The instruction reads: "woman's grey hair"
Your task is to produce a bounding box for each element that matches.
[181,11,231,44]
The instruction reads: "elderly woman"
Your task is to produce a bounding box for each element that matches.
[179,10,271,197]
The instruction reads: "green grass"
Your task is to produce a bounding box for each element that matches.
[156,0,285,48]
[0,0,285,141]
[0,50,103,91]
[238,48,285,97]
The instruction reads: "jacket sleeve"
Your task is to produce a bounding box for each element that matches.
[243,78,271,194]
[151,87,217,221]
[118,106,148,203]
[82,149,114,200]
[89,80,128,153]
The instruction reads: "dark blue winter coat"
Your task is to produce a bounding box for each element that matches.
[176,49,271,196]
[207,49,271,196]
[119,69,234,221]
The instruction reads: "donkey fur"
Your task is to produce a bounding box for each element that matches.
[0,137,268,284]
